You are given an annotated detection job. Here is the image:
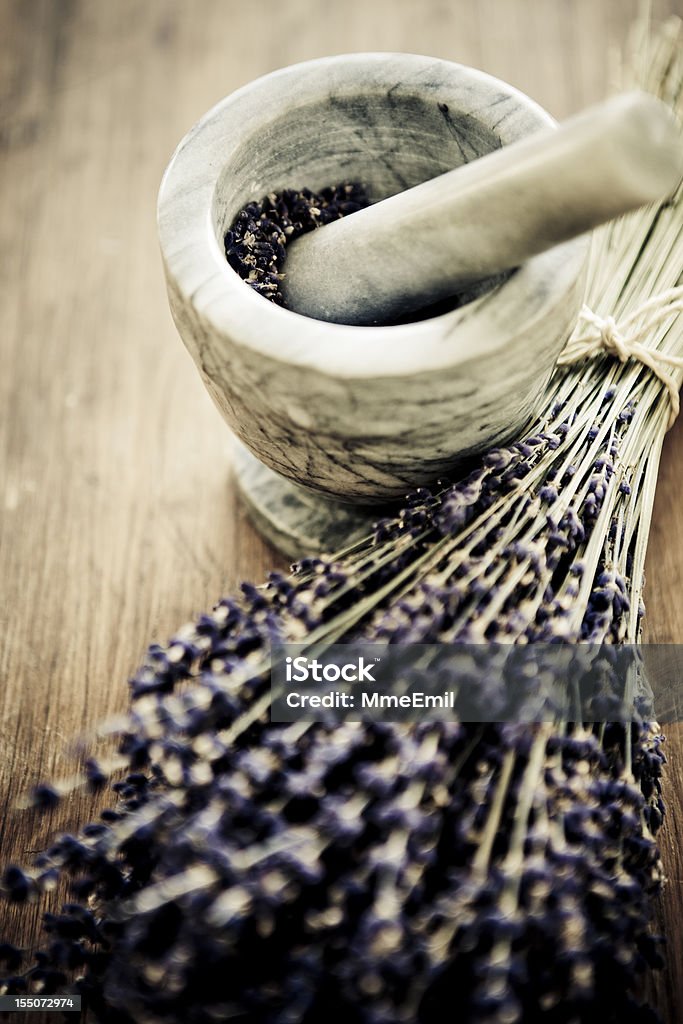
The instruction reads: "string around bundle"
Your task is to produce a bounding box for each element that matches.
[559,285,683,427]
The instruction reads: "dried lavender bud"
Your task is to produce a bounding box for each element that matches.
[3,866,33,903]
[29,784,60,810]
[225,183,371,304]
[0,944,23,972]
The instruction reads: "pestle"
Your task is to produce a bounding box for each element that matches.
[280,91,683,326]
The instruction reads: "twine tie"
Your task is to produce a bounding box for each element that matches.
[558,286,683,427]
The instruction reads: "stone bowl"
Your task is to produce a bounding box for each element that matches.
[157,53,588,509]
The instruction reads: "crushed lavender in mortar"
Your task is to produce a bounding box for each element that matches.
[225,183,370,303]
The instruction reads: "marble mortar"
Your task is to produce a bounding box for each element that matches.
[157,54,588,517]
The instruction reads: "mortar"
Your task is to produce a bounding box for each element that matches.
[157,54,589,552]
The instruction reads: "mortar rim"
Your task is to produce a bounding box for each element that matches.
[157,52,588,380]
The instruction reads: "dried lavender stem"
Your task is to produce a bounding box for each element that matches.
[471,748,516,878]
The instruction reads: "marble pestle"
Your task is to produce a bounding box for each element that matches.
[281,91,683,326]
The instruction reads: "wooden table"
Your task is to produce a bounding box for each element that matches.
[1,1,682,1020]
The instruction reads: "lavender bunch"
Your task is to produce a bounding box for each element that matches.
[0,666,666,1023]
[2,13,683,1023]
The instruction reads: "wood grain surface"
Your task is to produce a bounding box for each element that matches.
[1,1,682,1020]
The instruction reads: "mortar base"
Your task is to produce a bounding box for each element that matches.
[233,442,381,560]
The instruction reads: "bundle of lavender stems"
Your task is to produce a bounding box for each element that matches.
[3,15,683,1024]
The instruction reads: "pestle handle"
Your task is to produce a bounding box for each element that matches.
[280,91,683,326]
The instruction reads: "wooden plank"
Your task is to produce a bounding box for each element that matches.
[1,1,681,1020]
